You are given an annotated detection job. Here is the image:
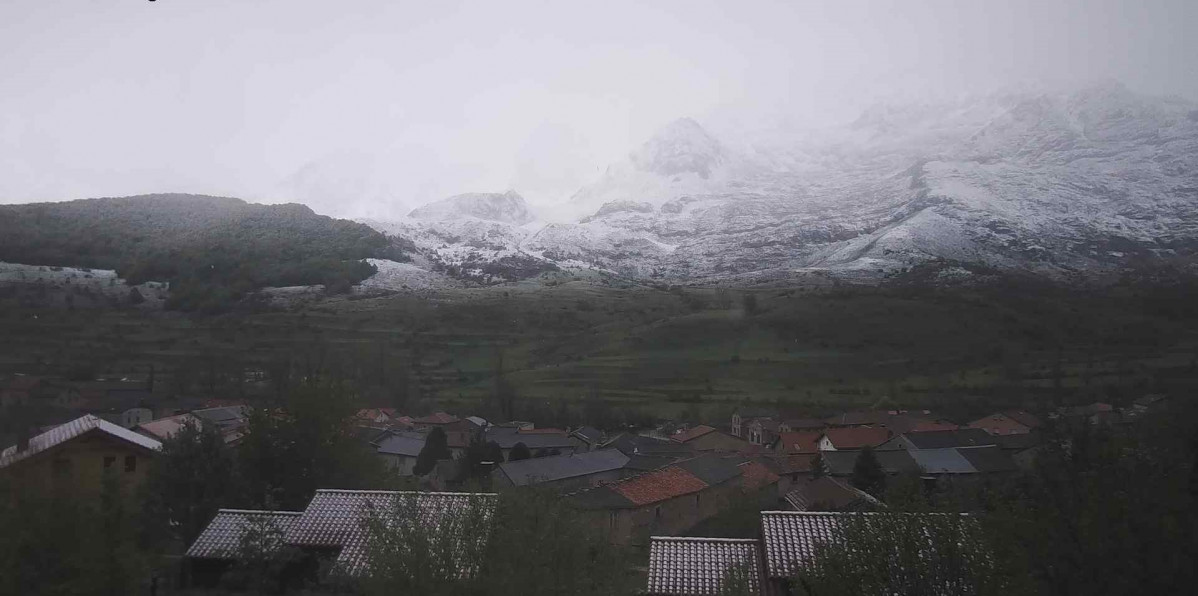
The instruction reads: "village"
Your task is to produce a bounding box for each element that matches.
[0,371,1177,595]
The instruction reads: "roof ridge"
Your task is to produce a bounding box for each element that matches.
[650,536,759,543]
[217,508,304,515]
[313,489,499,497]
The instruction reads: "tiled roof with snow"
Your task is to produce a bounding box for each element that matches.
[283,489,497,576]
[647,537,766,595]
[186,509,302,559]
[0,414,162,469]
[761,511,842,578]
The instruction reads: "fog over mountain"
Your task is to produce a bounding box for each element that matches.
[1,0,1195,221]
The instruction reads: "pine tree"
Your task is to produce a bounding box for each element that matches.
[414,427,450,476]
[850,446,886,497]
[509,442,531,461]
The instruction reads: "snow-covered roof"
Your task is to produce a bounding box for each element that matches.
[0,414,162,469]
[647,536,767,595]
[186,509,302,559]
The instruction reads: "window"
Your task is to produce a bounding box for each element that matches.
[609,511,618,532]
[103,456,116,469]
[654,506,662,520]
[124,455,136,472]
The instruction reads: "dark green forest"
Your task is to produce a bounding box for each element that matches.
[0,194,404,312]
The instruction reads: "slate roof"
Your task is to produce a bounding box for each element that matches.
[603,432,692,457]
[647,537,766,595]
[374,431,427,457]
[486,427,577,450]
[910,448,977,474]
[283,489,497,576]
[821,449,919,476]
[992,432,1041,452]
[784,477,880,512]
[494,449,629,486]
[958,446,1018,473]
[571,426,604,444]
[186,509,302,559]
[0,414,162,469]
[625,454,683,472]
[192,406,249,427]
[902,429,997,450]
[672,425,717,443]
[821,427,890,450]
[675,455,744,486]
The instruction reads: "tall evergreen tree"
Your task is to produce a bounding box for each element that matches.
[851,446,886,497]
[414,427,451,477]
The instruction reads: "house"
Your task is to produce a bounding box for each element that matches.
[485,426,580,459]
[120,407,154,429]
[967,410,1042,435]
[355,408,393,425]
[602,432,692,458]
[414,413,481,450]
[771,431,822,456]
[135,413,204,441]
[646,537,770,596]
[784,477,881,512]
[185,509,303,588]
[567,456,745,545]
[672,425,753,452]
[746,418,781,446]
[817,427,891,452]
[491,449,630,491]
[373,431,427,476]
[283,489,497,578]
[731,408,776,439]
[0,414,161,494]
[191,405,251,444]
[738,459,783,505]
[189,489,498,583]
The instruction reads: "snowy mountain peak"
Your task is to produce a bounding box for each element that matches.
[631,117,723,178]
[407,190,534,225]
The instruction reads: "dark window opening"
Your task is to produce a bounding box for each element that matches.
[103,456,116,469]
[124,455,136,472]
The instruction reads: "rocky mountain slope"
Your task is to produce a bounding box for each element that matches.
[365,82,1198,285]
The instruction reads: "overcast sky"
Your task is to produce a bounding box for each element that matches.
[1,0,1194,219]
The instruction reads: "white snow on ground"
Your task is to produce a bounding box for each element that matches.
[358,259,462,292]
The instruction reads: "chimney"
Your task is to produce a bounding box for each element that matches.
[16,426,31,453]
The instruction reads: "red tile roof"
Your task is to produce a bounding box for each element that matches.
[413,412,459,425]
[767,454,816,475]
[774,431,821,454]
[822,427,890,450]
[739,460,781,492]
[612,466,709,506]
[671,425,717,443]
[1004,410,1042,428]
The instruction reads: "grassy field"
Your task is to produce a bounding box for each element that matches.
[3,271,1197,427]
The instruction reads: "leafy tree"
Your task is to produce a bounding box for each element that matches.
[810,452,828,479]
[142,418,238,545]
[218,512,301,594]
[237,380,384,509]
[791,512,1011,596]
[414,427,451,477]
[509,442,531,461]
[851,446,885,497]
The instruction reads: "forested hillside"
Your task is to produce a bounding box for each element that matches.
[0,194,404,311]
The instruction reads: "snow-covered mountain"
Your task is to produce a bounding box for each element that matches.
[363,82,1198,286]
